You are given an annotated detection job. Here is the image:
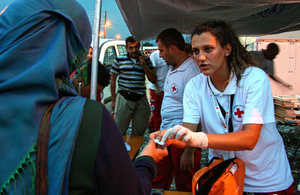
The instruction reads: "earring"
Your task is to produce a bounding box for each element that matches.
[78,82,82,95]
[226,53,228,56]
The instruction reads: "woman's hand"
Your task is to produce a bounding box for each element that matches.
[150,129,179,148]
[150,129,188,149]
[161,125,208,149]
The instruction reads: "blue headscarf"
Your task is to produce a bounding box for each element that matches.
[0,0,92,193]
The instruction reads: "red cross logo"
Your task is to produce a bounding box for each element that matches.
[234,108,244,118]
[171,83,178,94]
[172,85,177,92]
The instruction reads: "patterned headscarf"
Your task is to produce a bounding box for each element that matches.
[0,0,92,193]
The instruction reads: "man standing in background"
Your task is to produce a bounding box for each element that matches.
[152,28,201,192]
[110,36,157,136]
[148,50,169,132]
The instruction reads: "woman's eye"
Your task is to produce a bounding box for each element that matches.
[192,49,199,55]
[205,47,212,52]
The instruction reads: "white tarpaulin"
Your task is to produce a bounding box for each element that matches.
[116,0,300,41]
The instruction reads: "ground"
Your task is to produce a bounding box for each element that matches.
[138,124,300,191]
[279,124,300,188]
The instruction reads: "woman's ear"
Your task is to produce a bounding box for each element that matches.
[77,78,83,84]
[224,43,232,56]
[76,78,82,85]
[75,78,83,95]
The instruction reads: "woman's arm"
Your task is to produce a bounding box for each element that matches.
[206,124,262,151]
[161,123,262,151]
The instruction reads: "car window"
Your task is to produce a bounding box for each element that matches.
[103,46,116,69]
[117,45,127,56]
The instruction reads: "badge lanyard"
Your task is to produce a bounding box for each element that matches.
[207,77,233,133]
[207,77,235,159]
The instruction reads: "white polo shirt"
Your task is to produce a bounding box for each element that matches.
[160,57,200,130]
[148,50,169,91]
[183,67,293,192]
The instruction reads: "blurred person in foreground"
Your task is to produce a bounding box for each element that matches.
[0,0,167,194]
[155,20,294,194]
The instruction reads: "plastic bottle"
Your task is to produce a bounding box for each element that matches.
[293,183,300,195]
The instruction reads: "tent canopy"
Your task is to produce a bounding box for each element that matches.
[116,0,300,41]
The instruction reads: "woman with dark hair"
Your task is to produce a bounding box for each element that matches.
[158,20,294,194]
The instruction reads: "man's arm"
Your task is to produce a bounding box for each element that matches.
[110,75,117,110]
[139,55,157,83]
[154,82,162,96]
[269,75,291,88]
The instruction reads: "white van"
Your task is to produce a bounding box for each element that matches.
[98,39,126,69]
[98,39,126,111]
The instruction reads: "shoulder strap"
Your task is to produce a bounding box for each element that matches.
[36,101,58,195]
[228,94,234,133]
[69,99,103,195]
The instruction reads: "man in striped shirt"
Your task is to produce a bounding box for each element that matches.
[110,36,157,136]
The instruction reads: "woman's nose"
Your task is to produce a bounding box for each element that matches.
[198,53,206,62]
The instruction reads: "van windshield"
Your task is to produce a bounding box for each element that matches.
[117,45,127,56]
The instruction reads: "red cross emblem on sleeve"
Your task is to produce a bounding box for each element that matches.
[234,108,244,118]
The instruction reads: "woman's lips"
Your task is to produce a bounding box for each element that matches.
[200,64,209,70]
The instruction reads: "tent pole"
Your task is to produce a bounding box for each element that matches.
[90,0,103,100]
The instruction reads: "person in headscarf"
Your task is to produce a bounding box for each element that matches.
[0,0,167,194]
